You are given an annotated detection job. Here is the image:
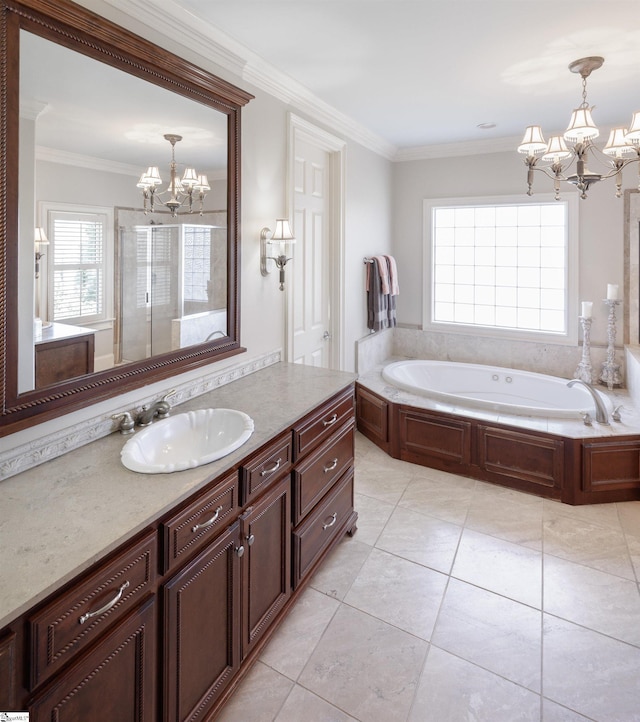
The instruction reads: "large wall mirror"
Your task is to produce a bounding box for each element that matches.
[1,0,253,435]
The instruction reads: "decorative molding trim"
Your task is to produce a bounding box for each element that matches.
[101,0,397,160]
[36,145,141,177]
[36,145,228,181]
[0,350,282,481]
[394,136,521,161]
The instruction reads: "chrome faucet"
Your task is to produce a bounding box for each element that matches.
[136,389,176,426]
[567,379,609,424]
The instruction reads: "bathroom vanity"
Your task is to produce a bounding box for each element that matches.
[0,363,357,720]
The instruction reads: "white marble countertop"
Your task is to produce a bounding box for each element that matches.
[357,358,640,440]
[0,363,356,629]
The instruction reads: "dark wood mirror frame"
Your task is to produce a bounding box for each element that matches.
[1,0,253,436]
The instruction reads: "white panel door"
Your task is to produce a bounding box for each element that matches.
[291,137,331,367]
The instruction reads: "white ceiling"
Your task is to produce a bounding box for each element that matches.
[170,0,640,157]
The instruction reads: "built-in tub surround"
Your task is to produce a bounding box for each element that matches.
[357,359,640,505]
[382,359,614,420]
[0,362,357,629]
[355,326,624,382]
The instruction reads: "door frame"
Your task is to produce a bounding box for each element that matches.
[286,113,346,369]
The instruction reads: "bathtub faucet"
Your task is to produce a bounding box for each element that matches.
[566,379,609,425]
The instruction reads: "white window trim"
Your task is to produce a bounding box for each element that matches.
[38,201,114,328]
[423,193,579,346]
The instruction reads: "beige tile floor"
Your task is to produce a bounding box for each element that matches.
[217,432,640,722]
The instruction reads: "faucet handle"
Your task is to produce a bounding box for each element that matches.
[612,405,623,422]
[581,412,593,426]
[112,411,135,434]
[156,388,177,418]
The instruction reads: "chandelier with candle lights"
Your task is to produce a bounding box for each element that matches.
[136,134,210,216]
[517,56,640,200]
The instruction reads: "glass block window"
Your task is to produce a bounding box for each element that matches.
[427,197,575,337]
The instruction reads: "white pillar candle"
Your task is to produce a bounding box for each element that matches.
[581,301,592,318]
[607,284,619,300]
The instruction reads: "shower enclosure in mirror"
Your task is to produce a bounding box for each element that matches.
[1,0,253,434]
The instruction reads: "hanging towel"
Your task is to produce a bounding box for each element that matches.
[366,258,388,332]
[384,254,400,296]
[374,255,391,295]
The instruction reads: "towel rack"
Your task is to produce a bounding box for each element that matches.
[363,257,374,264]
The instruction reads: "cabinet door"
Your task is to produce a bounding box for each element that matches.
[240,476,291,658]
[163,522,242,722]
[29,596,156,722]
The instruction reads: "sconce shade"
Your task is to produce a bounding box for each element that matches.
[34,227,49,245]
[269,219,296,244]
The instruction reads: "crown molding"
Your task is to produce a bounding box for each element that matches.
[394,135,521,162]
[36,146,141,176]
[99,0,397,160]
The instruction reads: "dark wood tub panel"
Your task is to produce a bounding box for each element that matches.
[356,383,640,505]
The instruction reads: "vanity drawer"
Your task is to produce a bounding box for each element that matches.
[293,387,355,460]
[292,469,354,587]
[29,529,156,689]
[292,422,354,525]
[160,471,239,574]
[241,431,293,505]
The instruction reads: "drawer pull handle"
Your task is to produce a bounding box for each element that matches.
[323,458,339,473]
[322,414,338,427]
[322,513,338,530]
[260,458,282,476]
[79,581,130,625]
[191,505,223,533]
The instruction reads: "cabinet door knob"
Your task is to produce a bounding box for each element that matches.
[79,581,130,624]
[236,545,245,558]
[246,534,255,546]
[191,505,223,533]
[322,513,338,531]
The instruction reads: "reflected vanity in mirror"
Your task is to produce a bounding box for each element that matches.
[2,0,253,434]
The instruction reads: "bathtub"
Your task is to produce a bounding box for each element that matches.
[381,360,613,419]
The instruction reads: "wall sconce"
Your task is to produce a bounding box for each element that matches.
[34,227,49,279]
[260,219,296,291]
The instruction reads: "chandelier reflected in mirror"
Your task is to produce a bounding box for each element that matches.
[517,56,640,200]
[137,134,210,216]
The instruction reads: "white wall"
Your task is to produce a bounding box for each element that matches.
[393,150,628,355]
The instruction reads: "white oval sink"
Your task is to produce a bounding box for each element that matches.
[121,408,254,474]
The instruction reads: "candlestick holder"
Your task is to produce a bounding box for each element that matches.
[599,299,622,390]
[574,316,594,383]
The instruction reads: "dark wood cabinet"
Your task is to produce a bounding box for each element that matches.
[1,383,357,721]
[163,522,242,722]
[34,322,95,389]
[0,631,17,711]
[240,477,291,658]
[29,596,157,722]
